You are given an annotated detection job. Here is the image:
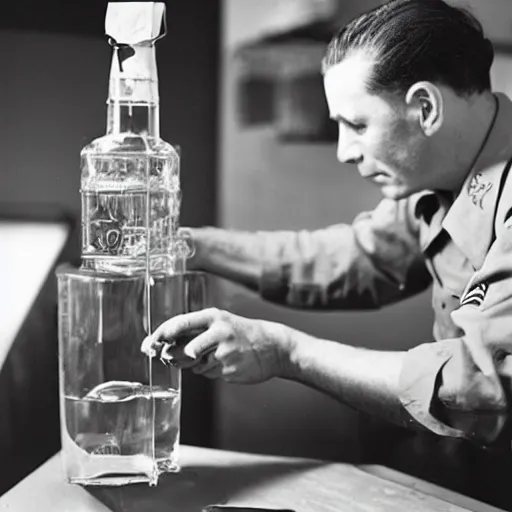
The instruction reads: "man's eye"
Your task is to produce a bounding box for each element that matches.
[353,124,366,134]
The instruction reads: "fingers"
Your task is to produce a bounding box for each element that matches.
[141,308,219,357]
[141,339,164,358]
[198,365,223,379]
[152,309,214,341]
[159,343,197,369]
[150,328,220,373]
[140,308,241,382]
[153,342,232,382]
[184,327,221,359]
[167,328,220,363]
[191,351,219,375]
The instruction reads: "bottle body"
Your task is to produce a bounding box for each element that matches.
[80,134,182,274]
[79,41,188,275]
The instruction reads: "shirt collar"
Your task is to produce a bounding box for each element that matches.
[441,93,512,269]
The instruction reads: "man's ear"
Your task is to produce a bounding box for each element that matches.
[405,81,444,136]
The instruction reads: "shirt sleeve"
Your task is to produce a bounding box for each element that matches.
[399,213,512,445]
[258,196,432,309]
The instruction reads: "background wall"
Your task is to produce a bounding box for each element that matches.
[215,0,512,463]
[0,1,219,230]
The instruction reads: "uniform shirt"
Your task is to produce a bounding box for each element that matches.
[255,92,512,445]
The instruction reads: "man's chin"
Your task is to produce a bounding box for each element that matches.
[380,184,411,201]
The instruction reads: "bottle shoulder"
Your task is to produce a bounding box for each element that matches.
[81,133,178,157]
[80,133,181,191]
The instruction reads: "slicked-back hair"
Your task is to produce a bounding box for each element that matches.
[322,0,494,97]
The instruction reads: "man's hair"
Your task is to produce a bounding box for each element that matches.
[322,0,494,96]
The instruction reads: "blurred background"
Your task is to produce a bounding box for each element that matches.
[1,0,511,497]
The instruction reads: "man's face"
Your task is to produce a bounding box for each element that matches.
[323,51,434,200]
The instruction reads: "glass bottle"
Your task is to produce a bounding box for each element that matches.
[80,8,182,275]
[56,2,192,487]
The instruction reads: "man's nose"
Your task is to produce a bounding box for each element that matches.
[337,133,363,165]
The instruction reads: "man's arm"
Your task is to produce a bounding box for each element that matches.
[282,327,416,429]
[188,227,262,290]
[189,196,432,310]
[141,298,511,444]
[396,203,512,446]
[142,308,420,432]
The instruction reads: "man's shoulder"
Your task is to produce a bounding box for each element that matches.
[493,156,512,235]
[465,90,512,219]
[442,156,512,269]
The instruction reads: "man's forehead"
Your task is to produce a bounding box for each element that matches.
[323,51,375,100]
[323,51,403,117]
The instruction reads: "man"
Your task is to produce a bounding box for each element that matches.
[143,0,512,503]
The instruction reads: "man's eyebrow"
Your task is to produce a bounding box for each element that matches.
[330,114,358,127]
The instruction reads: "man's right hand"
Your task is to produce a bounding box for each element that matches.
[141,308,295,384]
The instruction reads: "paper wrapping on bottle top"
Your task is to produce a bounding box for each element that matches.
[105,2,166,45]
[106,2,166,87]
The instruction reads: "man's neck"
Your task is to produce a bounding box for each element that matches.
[443,92,498,194]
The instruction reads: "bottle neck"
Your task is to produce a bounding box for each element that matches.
[106,45,160,137]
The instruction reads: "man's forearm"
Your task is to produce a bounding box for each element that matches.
[282,328,417,429]
[189,227,263,290]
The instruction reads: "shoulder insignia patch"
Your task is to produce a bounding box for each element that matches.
[460,282,488,308]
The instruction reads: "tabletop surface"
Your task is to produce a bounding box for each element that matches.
[0,445,506,512]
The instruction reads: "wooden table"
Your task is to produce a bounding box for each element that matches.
[0,445,506,512]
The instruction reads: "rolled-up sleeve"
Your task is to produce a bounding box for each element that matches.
[258,196,432,309]
[399,216,512,445]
